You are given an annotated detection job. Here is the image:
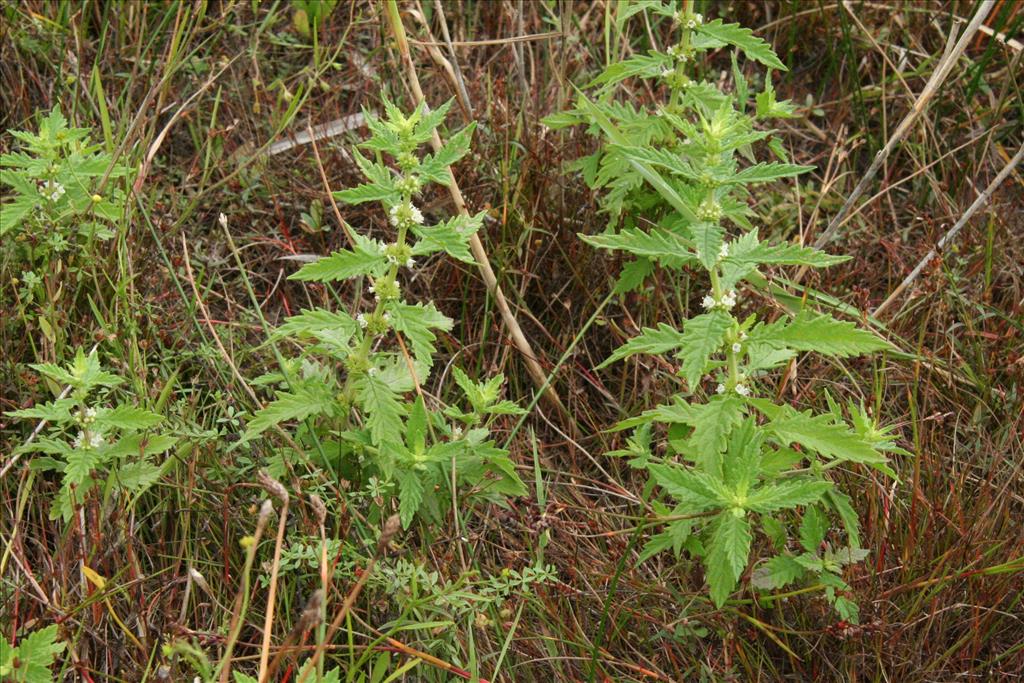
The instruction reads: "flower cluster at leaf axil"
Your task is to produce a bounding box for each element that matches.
[549,0,903,621]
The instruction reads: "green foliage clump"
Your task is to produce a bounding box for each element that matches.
[1,107,131,349]
[0,625,65,683]
[1,106,130,262]
[244,96,526,528]
[6,348,177,522]
[552,1,904,620]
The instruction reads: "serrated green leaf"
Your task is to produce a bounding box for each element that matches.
[0,195,34,236]
[5,398,77,422]
[572,91,700,222]
[96,405,163,430]
[357,374,405,445]
[691,221,724,270]
[676,310,732,389]
[799,506,828,553]
[243,385,333,441]
[598,323,685,368]
[386,301,453,365]
[730,162,813,184]
[274,309,358,355]
[749,312,894,357]
[540,110,585,130]
[588,52,675,87]
[826,489,861,548]
[410,212,482,263]
[614,257,654,294]
[685,395,745,472]
[116,461,162,493]
[764,410,892,473]
[696,20,787,71]
[334,182,400,206]
[722,419,763,493]
[63,448,101,485]
[106,433,177,458]
[413,98,454,140]
[394,469,424,528]
[705,511,753,606]
[419,123,475,184]
[289,235,385,282]
[720,229,848,288]
[745,478,832,513]
[638,519,692,563]
[1,624,65,683]
[753,554,806,590]
[648,463,726,509]
[612,397,700,431]
[580,228,695,266]
[755,70,798,118]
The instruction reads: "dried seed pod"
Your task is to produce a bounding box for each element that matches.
[257,469,289,504]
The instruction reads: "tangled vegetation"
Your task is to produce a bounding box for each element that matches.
[1,1,1022,681]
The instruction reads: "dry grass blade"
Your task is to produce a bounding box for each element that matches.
[874,143,1024,316]
[810,0,996,251]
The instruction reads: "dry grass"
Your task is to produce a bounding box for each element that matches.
[1,0,1022,681]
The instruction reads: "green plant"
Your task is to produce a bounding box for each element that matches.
[243,96,526,528]
[369,558,556,659]
[1,105,129,263]
[1,107,131,349]
[0,625,65,683]
[554,1,903,620]
[6,348,177,522]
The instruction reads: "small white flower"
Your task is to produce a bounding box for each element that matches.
[218,212,228,229]
[451,424,464,439]
[357,314,368,329]
[661,67,674,79]
[84,407,96,419]
[739,330,748,341]
[731,343,742,353]
[388,205,400,227]
[72,431,85,449]
[40,180,65,202]
[718,242,730,259]
[701,295,716,310]
[368,284,376,294]
[409,204,424,225]
[367,367,378,376]
[89,432,105,448]
[735,384,751,397]
[716,383,726,395]
[405,258,415,269]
